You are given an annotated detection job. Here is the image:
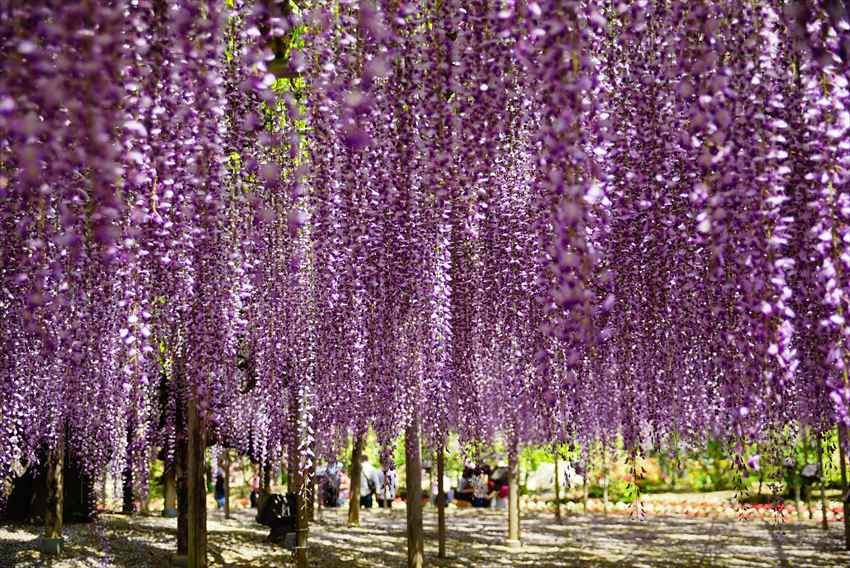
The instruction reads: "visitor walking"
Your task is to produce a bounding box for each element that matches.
[214,469,226,509]
[338,470,350,506]
[319,461,343,507]
[250,471,260,508]
[472,467,493,508]
[360,455,379,509]
[376,463,398,508]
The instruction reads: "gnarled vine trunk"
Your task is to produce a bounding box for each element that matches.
[348,433,364,527]
[405,418,424,568]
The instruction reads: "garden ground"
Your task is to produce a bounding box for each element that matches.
[1,496,847,568]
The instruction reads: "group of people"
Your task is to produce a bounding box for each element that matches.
[317,455,398,509]
[456,464,509,509]
[357,455,398,508]
[232,457,506,512]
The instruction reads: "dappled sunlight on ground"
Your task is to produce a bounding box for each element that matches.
[1,503,847,567]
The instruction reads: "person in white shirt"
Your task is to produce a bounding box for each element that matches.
[359,455,380,509]
[376,463,398,509]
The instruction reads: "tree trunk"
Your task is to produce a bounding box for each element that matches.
[405,418,424,568]
[793,471,803,523]
[818,432,829,530]
[176,416,189,556]
[553,447,562,523]
[263,462,272,494]
[315,451,323,523]
[507,449,521,547]
[803,427,813,519]
[163,463,178,517]
[348,433,364,527]
[582,468,588,513]
[838,424,850,550]
[294,463,309,568]
[187,397,207,568]
[602,448,609,516]
[287,400,310,568]
[223,449,231,520]
[44,431,64,546]
[437,444,447,559]
[122,461,135,514]
[309,453,317,523]
[141,446,155,515]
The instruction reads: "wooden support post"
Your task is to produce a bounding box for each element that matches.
[602,448,609,516]
[287,396,309,568]
[173,361,189,567]
[315,452,323,522]
[793,471,803,523]
[294,464,309,568]
[792,437,803,523]
[42,430,65,555]
[405,418,424,568]
[309,456,317,523]
[122,462,135,514]
[187,397,207,568]
[437,444,447,559]
[818,432,829,530]
[838,424,850,550]
[507,449,521,548]
[348,433,364,527]
[164,461,178,517]
[307,450,316,523]
[141,446,155,515]
[176,416,189,558]
[803,427,813,519]
[582,468,588,513]
[553,446,562,523]
[263,462,271,494]
[223,449,231,520]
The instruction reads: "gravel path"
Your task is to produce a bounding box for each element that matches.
[1,505,847,567]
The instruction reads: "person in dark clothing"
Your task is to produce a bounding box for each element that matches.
[214,470,226,509]
[456,467,475,504]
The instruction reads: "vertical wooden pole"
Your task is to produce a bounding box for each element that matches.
[262,463,271,494]
[309,453,317,523]
[671,457,678,491]
[141,446,155,515]
[316,453,323,522]
[507,449,521,547]
[348,433,364,527]
[427,452,434,504]
[437,444,447,559]
[176,413,189,556]
[793,470,803,523]
[294,464,309,568]
[818,432,829,530]
[43,430,65,554]
[582,464,588,513]
[602,448,609,516]
[287,386,309,568]
[122,462,135,514]
[838,424,850,550]
[792,437,803,523]
[405,418,424,568]
[164,462,178,517]
[802,427,813,519]
[187,397,207,568]
[224,449,231,520]
[553,446,562,523]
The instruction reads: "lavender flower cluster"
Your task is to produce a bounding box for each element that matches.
[1,0,849,498]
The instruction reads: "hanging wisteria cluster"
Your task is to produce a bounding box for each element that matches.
[1,0,850,498]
